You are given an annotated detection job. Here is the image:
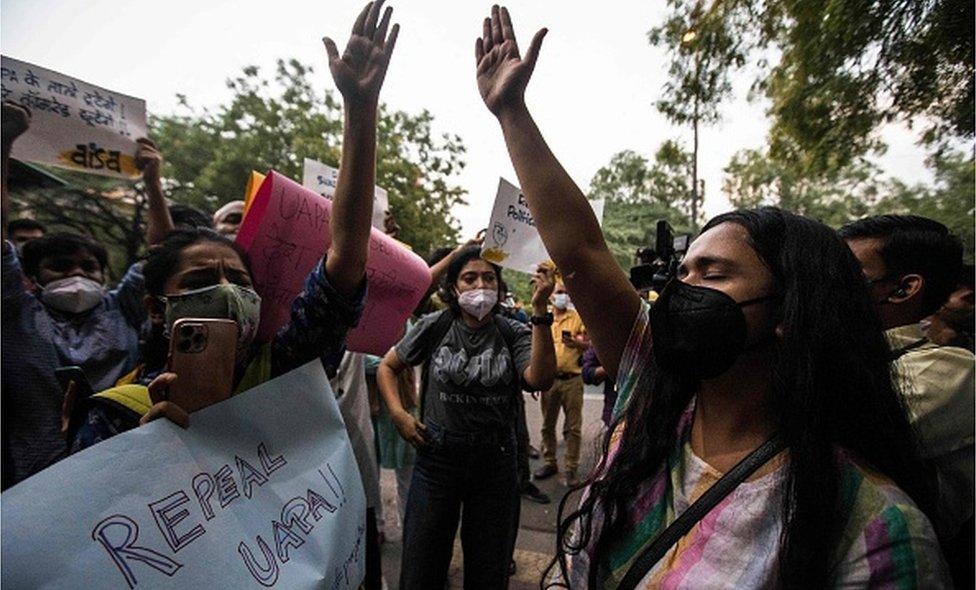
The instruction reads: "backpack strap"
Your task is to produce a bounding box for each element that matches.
[492,314,523,386]
[419,309,456,421]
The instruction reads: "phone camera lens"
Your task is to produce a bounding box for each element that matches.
[177,339,192,353]
[179,325,194,338]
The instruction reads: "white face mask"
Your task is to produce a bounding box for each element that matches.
[457,288,498,321]
[553,293,570,310]
[40,276,104,314]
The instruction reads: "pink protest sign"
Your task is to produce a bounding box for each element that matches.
[236,171,432,355]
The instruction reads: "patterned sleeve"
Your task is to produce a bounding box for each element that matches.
[611,300,654,420]
[2,240,27,307]
[832,460,951,588]
[833,504,950,587]
[271,258,367,377]
[108,261,147,329]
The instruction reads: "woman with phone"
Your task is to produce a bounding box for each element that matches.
[472,6,948,587]
[70,0,401,450]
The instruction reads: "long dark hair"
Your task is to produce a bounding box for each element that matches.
[546,207,935,588]
[140,228,252,372]
[438,245,507,318]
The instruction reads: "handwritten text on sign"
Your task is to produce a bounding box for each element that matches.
[236,171,431,354]
[481,177,605,274]
[1,361,366,589]
[1,56,147,178]
[302,157,390,230]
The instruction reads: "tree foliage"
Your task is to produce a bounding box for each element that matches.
[649,0,974,173]
[8,167,152,279]
[647,0,757,126]
[589,142,699,269]
[151,58,467,256]
[723,146,975,257]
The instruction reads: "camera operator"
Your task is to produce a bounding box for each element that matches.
[841,215,974,584]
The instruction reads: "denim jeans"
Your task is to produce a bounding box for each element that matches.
[399,422,518,590]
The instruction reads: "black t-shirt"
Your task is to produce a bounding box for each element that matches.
[395,311,532,432]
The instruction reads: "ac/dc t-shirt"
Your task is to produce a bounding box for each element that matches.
[395,311,532,433]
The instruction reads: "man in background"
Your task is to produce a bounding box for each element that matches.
[841,214,974,587]
[533,279,588,487]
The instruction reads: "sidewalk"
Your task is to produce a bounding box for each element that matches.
[378,388,606,589]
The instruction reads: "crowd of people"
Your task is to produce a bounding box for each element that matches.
[2,2,973,589]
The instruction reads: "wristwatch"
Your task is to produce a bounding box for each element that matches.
[530,312,554,326]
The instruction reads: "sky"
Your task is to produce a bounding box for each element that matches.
[2,0,937,240]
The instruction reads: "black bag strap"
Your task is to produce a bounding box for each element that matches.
[616,435,787,590]
[419,309,456,421]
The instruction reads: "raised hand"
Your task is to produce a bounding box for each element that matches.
[475,5,547,117]
[530,264,556,312]
[323,0,400,107]
[134,138,162,184]
[2,102,31,150]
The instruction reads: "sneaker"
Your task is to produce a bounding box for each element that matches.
[520,482,551,504]
[533,464,558,480]
[527,444,542,460]
[561,470,579,487]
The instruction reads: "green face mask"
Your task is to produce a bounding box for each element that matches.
[163,284,262,358]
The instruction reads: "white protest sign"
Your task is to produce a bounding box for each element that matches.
[1,361,366,590]
[302,157,389,230]
[481,177,605,274]
[1,56,147,178]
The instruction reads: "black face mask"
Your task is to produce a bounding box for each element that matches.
[650,280,779,380]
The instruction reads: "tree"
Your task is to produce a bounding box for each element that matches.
[589,142,698,269]
[881,150,975,258]
[722,144,884,227]
[648,0,757,228]
[722,145,975,258]
[763,0,974,171]
[8,165,151,279]
[151,58,467,256]
[649,0,974,173]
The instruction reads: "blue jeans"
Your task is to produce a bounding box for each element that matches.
[399,422,518,590]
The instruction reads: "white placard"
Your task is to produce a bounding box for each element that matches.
[1,56,147,178]
[302,157,389,230]
[481,177,605,274]
[1,361,366,589]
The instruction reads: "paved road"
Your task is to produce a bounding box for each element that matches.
[378,386,607,589]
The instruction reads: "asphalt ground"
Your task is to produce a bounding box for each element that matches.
[378,386,607,589]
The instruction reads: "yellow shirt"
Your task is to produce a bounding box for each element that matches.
[551,309,586,375]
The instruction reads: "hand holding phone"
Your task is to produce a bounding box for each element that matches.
[561,330,575,346]
[55,366,96,440]
[166,318,238,414]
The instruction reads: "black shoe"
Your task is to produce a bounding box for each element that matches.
[527,444,542,460]
[520,482,551,504]
[533,464,558,480]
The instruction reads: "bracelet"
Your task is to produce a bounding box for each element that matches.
[530,312,554,326]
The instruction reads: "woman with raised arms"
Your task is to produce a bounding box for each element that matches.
[473,5,948,588]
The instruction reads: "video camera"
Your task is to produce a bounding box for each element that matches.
[629,220,691,293]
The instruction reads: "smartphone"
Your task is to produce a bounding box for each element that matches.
[55,366,96,400]
[167,318,238,413]
[55,366,96,440]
